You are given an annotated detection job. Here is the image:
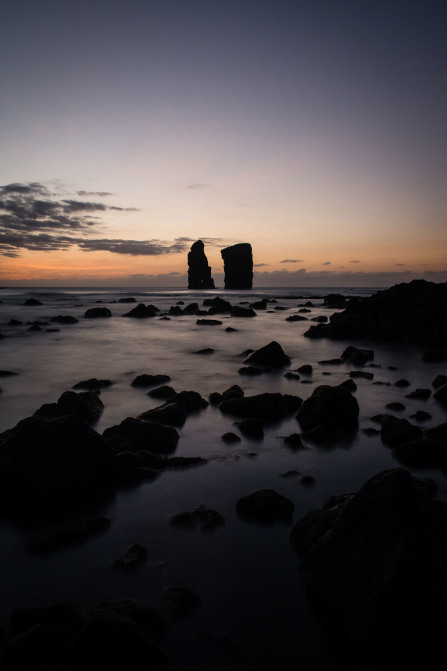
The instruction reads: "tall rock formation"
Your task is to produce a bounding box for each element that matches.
[221,243,253,289]
[187,240,215,289]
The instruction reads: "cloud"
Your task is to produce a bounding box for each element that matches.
[280,259,303,264]
[350,260,360,263]
[0,181,186,258]
[254,263,269,267]
[76,191,113,197]
[187,183,210,189]
[251,267,433,288]
[322,261,331,266]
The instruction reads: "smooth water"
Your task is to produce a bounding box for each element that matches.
[0,286,446,670]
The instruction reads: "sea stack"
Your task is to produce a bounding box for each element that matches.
[187,240,215,289]
[221,243,253,289]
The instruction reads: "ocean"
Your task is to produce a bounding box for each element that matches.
[0,286,446,670]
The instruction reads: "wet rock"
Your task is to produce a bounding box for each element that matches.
[187,240,215,289]
[122,303,158,318]
[84,307,112,318]
[380,415,423,447]
[349,370,374,380]
[235,418,264,438]
[196,318,222,326]
[72,378,113,390]
[406,388,431,400]
[230,305,257,317]
[131,374,171,387]
[221,432,241,443]
[170,505,225,532]
[50,315,79,324]
[225,326,238,332]
[147,385,176,400]
[221,243,253,289]
[341,345,374,365]
[238,366,268,376]
[284,371,300,380]
[283,433,303,448]
[410,410,432,421]
[0,370,18,377]
[102,417,179,454]
[433,374,447,389]
[204,296,232,313]
[296,384,359,433]
[194,347,214,354]
[36,390,104,422]
[300,475,316,486]
[297,364,313,375]
[304,280,447,347]
[24,298,43,306]
[395,378,410,387]
[250,298,267,310]
[393,438,447,470]
[318,358,343,365]
[221,384,244,401]
[140,402,187,427]
[386,402,406,411]
[168,305,183,316]
[290,468,447,667]
[323,293,348,308]
[433,384,447,403]
[426,422,447,442]
[112,544,148,569]
[243,340,291,367]
[220,392,302,421]
[8,319,23,325]
[236,489,294,523]
[117,297,136,303]
[285,314,308,322]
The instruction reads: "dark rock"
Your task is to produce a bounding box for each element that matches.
[284,371,300,380]
[221,242,253,289]
[221,384,244,401]
[236,489,294,523]
[290,468,447,667]
[8,319,23,325]
[170,505,225,532]
[225,326,238,332]
[349,370,374,380]
[426,422,447,442]
[405,387,431,400]
[339,378,357,392]
[204,296,232,313]
[300,475,316,486]
[183,302,200,314]
[283,433,303,448]
[304,280,447,347]
[72,378,113,390]
[117,297,136,303]
[140,402,187,427]
[386,402,406,411]
[220,392,302,421]
[196,318,222,325]
[24,298,43,306]
[296,384,359,432]
[209,392,223,405]
[393,438,447,470]
[380,415,423,447]
[285,314,308,322]
[187,240,215,289]
[168,305,183,316]
[311,315,328,323]
[395,378,410,387]
[297,364,313,375]
[0,370,18,377]
[230,305,257,317]
[102,417,179,454]
[147,385,176,400]
[433,383,447,403]
[194,347,214,354]
[112,544,148,569]
[318,358,343,365]
[433,375,447,389]
[410,410,432,421]
[221,432,241,443]
[238,366,268,376]
[122,303,158,318]
[341,345,374,365]
[235,418,264,438]
[50,315,79,324]
[323,293,347,309]
[36,390,104,422]
[244,340,291,367]
[249,298,267,310]
[131,374,171,387]
[84,307,112,319]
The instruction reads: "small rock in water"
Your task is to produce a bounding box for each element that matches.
[112,544,148,569]
[236,489,294,523]
[170,505,225,532]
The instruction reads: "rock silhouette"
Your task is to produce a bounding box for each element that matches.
[221,243,253,289]
[187,240,215,289]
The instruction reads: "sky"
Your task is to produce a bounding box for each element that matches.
[1,0,446,287]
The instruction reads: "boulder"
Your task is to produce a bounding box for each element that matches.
[170,505,225,532]
[139,402,187,427]
[433,383,447,403]
[304,279,447,346]
[219,392,302,421]
[36,390,104,422]
[50,315,79,324]
[230,305,257,317]
[122,303,158,318]
[236,489,294,523]
[131,374,171,388]
[243,340,291,367]
[24,298,43,306]
[205,296,232,313]
[295,384,359,433]
[102,417,179,454]
[221,243,253,289]
[84,307,112,319]
[72,379,113,390]
[290,468,447,666]
[433,375,447,389]
[341,345,374,365]
[380,415,423,447]
[187,240,215,289]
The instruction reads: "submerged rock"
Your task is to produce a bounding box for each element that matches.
[236,489,294,523]
[219,392,301,421]
[170,505,225,532]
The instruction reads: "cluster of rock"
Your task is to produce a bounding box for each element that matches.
[305,279,447,347]
[290,467,447,667]
[187,240,253,290]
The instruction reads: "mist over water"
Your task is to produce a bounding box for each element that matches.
[1,286,446,670]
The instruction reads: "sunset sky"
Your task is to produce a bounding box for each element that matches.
[1,0,446,287]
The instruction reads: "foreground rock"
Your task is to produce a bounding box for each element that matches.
[236,489,294,523]
[290,468,447,667]
[243,340,291,368]
[304,279,447,346]
[187,240,215,289]
[295,384,359,435]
